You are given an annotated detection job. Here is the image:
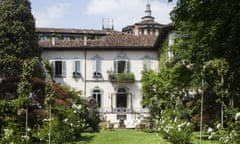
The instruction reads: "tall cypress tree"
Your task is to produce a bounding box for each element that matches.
[0,0,40,78]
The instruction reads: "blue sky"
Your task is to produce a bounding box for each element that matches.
[30,0,176,31]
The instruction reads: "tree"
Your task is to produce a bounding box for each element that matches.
[168,0,240,128]
[0,0,41,78]
[171,0,240,106]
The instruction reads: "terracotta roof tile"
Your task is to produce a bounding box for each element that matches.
[38,31,158,48]
[36,27,115,35]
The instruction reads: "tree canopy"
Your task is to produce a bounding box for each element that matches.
[141,0,240,129]
[172,0,240,92]
[0,0,40,78]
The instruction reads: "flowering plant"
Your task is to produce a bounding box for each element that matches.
[157,110,193,144]
[207,112,240,144]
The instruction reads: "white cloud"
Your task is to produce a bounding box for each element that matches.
[85,0,175,30]
[33,2,71,27]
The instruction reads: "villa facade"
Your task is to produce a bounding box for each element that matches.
[37,3,173,128]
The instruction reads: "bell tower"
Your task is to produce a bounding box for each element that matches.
[142,0,155,22]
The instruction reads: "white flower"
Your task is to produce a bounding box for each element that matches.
[178,127,181,131]
[174,117,177,123]
[207,127,213,133]
[178,122,186,128]
[42,118,48,122]
[72,104,77,109]
[208,135,212,140]
[21,135,30,141]
[208,132,215,140]
[73,110,77,113]
[216,123,221,129]
[3,129,13,138]
[63,118,68,122]
[77,104,82,110]
[235,112,240,121]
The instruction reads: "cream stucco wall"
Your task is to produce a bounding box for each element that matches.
[41,49,158,113]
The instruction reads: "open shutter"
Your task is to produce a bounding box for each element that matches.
[75,60,80,73]
[114,60,117,73]
[126,60,130,73]
[48,60,55,78]
[62,61,66,77]
[96,58,101,73]
[93,59,96,73]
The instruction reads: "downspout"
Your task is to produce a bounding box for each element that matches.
[84,47,87,97]
[83,35,87,98]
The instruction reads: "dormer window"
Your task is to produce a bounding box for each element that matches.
[93,55,102,79]
[73,60,81,78]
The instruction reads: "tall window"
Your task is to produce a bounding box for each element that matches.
[93,55,102,78]
[73,60,81,77]
[114,53,130,74]
[92,88,101,107]
[54,60,66,77]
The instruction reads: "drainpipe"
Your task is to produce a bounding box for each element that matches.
[84,48,87,97]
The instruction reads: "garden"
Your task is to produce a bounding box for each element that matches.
[1,0,240,144]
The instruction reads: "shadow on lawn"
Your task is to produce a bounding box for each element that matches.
[80,135,95,142]
[68,135,95,144]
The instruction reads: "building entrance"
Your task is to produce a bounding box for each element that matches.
[115,87,128,112]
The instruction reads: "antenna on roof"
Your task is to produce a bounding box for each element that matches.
[102,18,114,30]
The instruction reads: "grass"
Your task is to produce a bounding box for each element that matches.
[68,129,170,144]
[66,130,219,144]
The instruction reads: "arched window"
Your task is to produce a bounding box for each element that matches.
[115,86,129,111]
[92,87,102,107]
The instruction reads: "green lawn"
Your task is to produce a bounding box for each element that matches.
[67,130,219,144]
[68,129,170,144]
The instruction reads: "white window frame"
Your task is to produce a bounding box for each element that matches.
[114,53,130,74]
[92,55,102,78]
[73,60,81,78]
[92,88,101,107]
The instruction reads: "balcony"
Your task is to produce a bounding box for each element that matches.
[108,72,135,83]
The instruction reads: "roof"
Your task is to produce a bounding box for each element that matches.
[37,28,159,49]
[36,27,115,35]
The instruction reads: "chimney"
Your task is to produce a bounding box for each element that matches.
[102,18,114,30]
[83,35,87,46]
[51,34,55,46]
